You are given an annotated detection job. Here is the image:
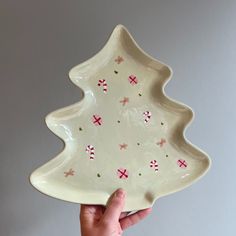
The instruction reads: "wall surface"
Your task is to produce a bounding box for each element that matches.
[1,0,235,235]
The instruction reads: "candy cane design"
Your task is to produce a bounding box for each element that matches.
[143,111,152,123]
[97,79,108,93]
[150,160,158,172]
[86,145,95,160]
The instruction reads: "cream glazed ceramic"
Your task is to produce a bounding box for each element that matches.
[30,24,211,211]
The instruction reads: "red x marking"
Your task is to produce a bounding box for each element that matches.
[117,168,128,179]
[92,115,102,126]
[177,159,188,168]
[128,75,138,85]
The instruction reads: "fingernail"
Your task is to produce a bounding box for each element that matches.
[115,188,125,198]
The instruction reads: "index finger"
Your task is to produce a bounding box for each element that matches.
[102,188,126,223]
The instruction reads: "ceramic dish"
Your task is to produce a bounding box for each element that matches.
[30,25,211,211]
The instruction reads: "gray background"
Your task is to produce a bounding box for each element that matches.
[1,0,235,235]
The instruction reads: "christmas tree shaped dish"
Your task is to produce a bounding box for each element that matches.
[30,25,211,211]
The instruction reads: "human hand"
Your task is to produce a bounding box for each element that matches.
[80,188,152,236]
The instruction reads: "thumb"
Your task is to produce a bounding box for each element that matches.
[102,188,126,223]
